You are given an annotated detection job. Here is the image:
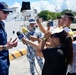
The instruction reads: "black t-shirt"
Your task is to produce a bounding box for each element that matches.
[42,47,67,75]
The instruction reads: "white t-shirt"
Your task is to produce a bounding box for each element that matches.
[63,27,72,33]
[50,27,55,31]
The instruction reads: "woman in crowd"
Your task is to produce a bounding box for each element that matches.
[20,28,73,75]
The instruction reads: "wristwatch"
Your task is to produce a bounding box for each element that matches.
[42,37,47,41]
[3,45,6,50]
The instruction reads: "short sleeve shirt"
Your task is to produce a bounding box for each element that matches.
[26,28,43,53]
[42,47,67,75]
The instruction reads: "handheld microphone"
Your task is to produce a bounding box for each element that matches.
[16,31,28,45]
[22,27,29,33]
[16,31,24,40]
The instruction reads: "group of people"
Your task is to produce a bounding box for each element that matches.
[20,12,75,75]
[21,8,76,75]
[0,1,76,75]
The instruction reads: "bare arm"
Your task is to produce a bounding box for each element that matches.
[21,31,51,57]
[21,38,44,57]
[38,31,51,51]
[29,35,41,43]
[36,19,46,34]
[21,38,39,50]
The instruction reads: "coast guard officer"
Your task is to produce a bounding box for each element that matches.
[0,2,17,75]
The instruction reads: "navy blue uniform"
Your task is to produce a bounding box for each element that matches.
[0,21,10,75]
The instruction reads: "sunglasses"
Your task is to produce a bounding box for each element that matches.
[3,11,9,14]
[0,10,9,14]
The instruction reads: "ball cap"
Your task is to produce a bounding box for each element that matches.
[29,19,36,24]
[0,2,13,12]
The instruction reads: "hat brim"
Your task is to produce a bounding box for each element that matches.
[2,8,13,12]
[30,22,36,24]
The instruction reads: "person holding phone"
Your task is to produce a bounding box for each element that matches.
[0,2,18,75]
[18,28,73,75]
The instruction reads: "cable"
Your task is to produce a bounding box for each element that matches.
[26,56,41,75]
[34,61,41,75]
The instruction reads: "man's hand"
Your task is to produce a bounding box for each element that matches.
[6,38,18,49]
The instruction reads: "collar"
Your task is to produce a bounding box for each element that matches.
[63,26,70,29]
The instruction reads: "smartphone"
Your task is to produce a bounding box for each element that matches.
[12,38,17,42]
[48,21,53,26]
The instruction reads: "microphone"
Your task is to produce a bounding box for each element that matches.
[22,27,29,33]
[16,31,24,40]
[16,31,28,45]
[21,27,31,38]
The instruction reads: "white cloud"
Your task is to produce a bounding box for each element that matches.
[50,0,64,11]
[66,0,76,11]
[30,0,66,12]
[31,1,56,13]
[10,2,21,13]
[10,0,76,13]
[10,2,21,8]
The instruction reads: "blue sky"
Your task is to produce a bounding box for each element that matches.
[0,0,24,6]
[0,0,42,6]
[0,0,76,12]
